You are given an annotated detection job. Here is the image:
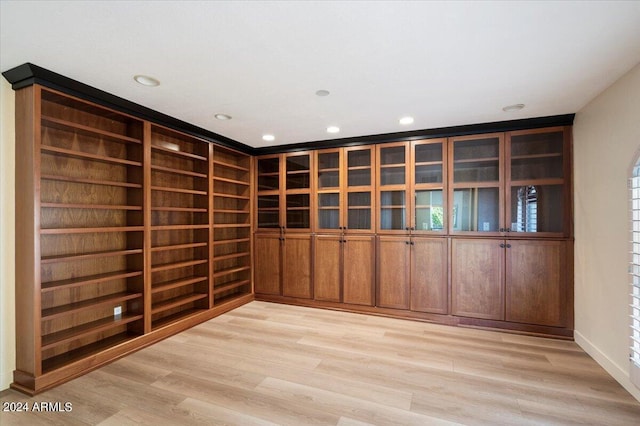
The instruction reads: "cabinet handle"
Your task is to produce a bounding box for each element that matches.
[343,239,347,244]
[506,243,512,248]
[500,243,505,248]
[405,241,410,245]
[410,241,415,245]
[506,228,511,232]
[499,228,504,232]
[405,227,410,231]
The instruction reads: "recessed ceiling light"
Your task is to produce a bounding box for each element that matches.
[399,116,414,125]
[502,104,525,112]
[214,114,232,120]
[262,134,275,142]
[133,75,160,87]
[327,126,340,134]
[316,89,330,97]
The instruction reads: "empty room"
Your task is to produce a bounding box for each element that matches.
[1,1,640,424]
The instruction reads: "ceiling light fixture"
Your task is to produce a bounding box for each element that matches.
[316,89,330,97]
[262,134,275,142]
[327,126,340,134]
[214,114,232,120]
[502,103,525,112]
[133,75,160,87]
[399,116,414,125]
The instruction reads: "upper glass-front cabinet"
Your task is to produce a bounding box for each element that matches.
[413,139,446,233]
[316,149,341,231]
[449,134,503,234]
[285,153,311,230]
[506,128,568,236]
[377,143,409,232]
[257,155,281,229]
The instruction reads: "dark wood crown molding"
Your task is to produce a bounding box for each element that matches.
[3,63,574,156]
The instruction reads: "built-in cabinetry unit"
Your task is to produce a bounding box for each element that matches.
[254,127,573,338]
[13,85,253,395]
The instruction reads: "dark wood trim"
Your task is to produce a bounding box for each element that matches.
[3,63,574,157]
[2,63,253,154]
[255,114,575,155]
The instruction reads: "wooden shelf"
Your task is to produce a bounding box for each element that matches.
[151,242,208,252]
[152,164,208,179]
[214,279,251,295]
[213,238,251,246]
[41,249,143,264]
[414,161,443,166]
[40,174,142,189]
[151,186,207,196]
[214,209,250,214]
[453,157,499,164]
[151,206,208,213]
[42,332,136,374]
[214,252,250,262]
[41,145,142,167]
[41,270,143,292]
[213,160,249,172]
[41,202,142,211]
[152,276,208,294]
[258,172,280,177]
[41,226,144,235]
[151,259,208,273]
[151,293,208,315]
[213,176,250,186]
[42,292,142,320]
[212,224,251,229]
[511,153,562,160]
[151,144,207,162]
[347,166,371,171]
[318,167,340,173]
[151,224,209,231]
[151,308,206,330]
[212,192,250,200]
[213,265,251,278]
[41,115,142,145]
[41,314,143,351]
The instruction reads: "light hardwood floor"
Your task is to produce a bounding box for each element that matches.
[2,301,640,425]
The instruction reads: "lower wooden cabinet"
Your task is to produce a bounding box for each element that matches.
[314,235,375,305]
[452,238,570,327]
[254,233,312,299]
[506,240,568,327]
[377,236,448,313]
[451,239,505,320]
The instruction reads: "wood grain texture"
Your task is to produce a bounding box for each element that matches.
[283,234,313,299]
[342,235,375,306]
[313,235,342,302]
[410,237,448,314]
[254,234,282,295]
[2,301,638,425]
[377,236,410,309]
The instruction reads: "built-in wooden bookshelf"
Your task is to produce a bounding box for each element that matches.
[13,85,253,395]
[212,145,252,304]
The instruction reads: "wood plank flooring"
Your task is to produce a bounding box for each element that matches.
[2,301,640,425]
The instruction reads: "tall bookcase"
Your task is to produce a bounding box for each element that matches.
[13,85,253,394]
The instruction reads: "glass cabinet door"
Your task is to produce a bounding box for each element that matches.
[507,128,566,235]
[257,156,281,229]
[345,146,374,232]
[413,139,446,233]
[285,153,311,230]
[378,143,409,232]
[450,134,503,234]
[316,150,341,232]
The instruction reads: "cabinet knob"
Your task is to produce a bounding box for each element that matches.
[405,227,410,231]
[410,241,415,245]
[500,243,505,248]
[506,228,511,233]
[405,241,410,245]
[506,243,512,248]
[499,228,504,232]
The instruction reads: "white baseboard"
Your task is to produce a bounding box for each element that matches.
[1,369,12,392]
[574,330,640,402]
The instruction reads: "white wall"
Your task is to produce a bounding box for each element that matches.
[0,77,16,390]
[573,62,640,401]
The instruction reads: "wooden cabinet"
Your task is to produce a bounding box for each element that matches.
[411,237,448,314]
[452,238,570,327]
[378,236,448,313]
[314,235,375,305]
[506,240,568,327]
[254,234,281,295]
[13,85,253,394]
[451,238,505,320]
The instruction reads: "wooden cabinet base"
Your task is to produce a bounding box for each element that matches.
[254,294,573,339]
[11,294,253,395]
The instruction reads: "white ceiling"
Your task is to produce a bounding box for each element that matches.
[2,1,640,149]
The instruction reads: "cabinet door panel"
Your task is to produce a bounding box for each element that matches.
[506,240,566,326]
[451,239,504,320]
[254,234,281,295]
[314,235,342,302]
[377,236,410,309]
[343,236,375,306]
[283,235,312,298]
[411,238,448,314]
